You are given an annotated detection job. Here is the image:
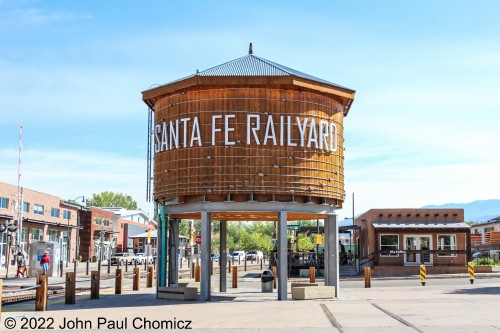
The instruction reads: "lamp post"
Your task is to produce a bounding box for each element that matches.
[66,196,85,267]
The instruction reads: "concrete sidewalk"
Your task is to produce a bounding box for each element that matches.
[2,275,500,332]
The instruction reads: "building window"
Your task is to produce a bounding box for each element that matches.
[95,218,102,225]
[104,219,110,227]
[0,197,8,209]
[380,234,399,256]
[63,210,71,219]
[31,228,43,241]
[48,229,59,242]
[51,208,60,218]
[437,235,457,256]
[34,204,44,215]
[23,202,30,213]
[485,227,494,233]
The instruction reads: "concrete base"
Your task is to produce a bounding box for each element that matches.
[290,282,318,288]
[158,286,197,300]
[292,286,336,300]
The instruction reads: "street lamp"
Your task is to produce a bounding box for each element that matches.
[66,196,85,267]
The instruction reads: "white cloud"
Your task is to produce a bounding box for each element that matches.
[3,7,92,25]
[0,147,153,214]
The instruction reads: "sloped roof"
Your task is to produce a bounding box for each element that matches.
[166,54,352,90]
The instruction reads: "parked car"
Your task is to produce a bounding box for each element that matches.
[211,253,220,262]
[110,252,137,265]
[135,252,154,264]
[231,251,245,262]
[246,250,263,261]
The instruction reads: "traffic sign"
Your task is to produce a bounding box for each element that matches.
[195,235,201,244]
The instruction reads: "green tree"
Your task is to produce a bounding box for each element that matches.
[297,235,314,252]
[86,191,138,209]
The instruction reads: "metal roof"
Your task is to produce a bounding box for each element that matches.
[372,222,470,229]
[159,54,354,91]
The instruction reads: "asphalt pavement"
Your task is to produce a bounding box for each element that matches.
[1,266,500,332]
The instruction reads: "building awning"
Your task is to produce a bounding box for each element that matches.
[373,222,470,229]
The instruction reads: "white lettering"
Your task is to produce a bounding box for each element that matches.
[247,115,260,145]
[190,117,202,147]
[263,115,277,145]
[280,116,284,146]
[224,115,235,145]
[319,120,329,151]
[287,116,296,147]
[307,119,318,148]
[330,123,337,151]
[180,118,190,148]
[154,124,161,153]
[296,117,308,147]
[161,122,169,151]
[169,120,179,149]
[212,115,222,145]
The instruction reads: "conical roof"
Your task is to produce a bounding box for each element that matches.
[143,51,355,115]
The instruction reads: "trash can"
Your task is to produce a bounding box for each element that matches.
[261,270,274,292]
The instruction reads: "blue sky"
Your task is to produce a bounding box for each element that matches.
[0,0,499,219]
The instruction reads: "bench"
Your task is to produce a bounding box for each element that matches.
[290,282,318,289]
[158,286,197,300]
[291,286,336,300]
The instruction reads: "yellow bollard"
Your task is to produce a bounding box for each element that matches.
[468,261,474,284]
[420,265,426,286]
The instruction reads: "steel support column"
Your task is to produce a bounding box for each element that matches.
[277,211,288,300]
[158,205,167,288]
[200,211,212,301]
[324,214,339,296]
[220,220,227,292]
[168,218,179,286]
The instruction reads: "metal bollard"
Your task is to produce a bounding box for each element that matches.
[468,261,474,284]
[228,259,232,273]
[59,260,64,277]
[309,266,316,283]
[260,258,263,270]
[147,266,154,288]
[35,274,48,311]
[0,279,2,316]
[86,260,89,276]
[420,265,426,286]
[272,266,277,289]
[91,271,100,299]
[191,263,195,279]
[211,259,214,276]
[232,266,238,288]
[73,260,77,276]
[364,267,371,288]
[115,268,123,294]
[238,257,241,265]
[107,258,111,274]
[65,272,76,304]
[133,267,140,291]
[244,257,247,271]
[125,260,128,272]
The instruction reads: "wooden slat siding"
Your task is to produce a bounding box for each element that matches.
[154,86,346,206]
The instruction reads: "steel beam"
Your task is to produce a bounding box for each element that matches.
[324,214,339,296]
[277,211,288,300]
[220,220,227,292]
[200,211,212,301]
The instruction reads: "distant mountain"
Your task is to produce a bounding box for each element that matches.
[423,199,500,222]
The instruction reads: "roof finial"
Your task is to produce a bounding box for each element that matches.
[249,42,253,55]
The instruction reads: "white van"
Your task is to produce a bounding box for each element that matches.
[231,251,245,261]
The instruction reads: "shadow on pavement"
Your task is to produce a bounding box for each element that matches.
[446,286,500,295]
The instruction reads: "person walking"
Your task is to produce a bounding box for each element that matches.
[40,250,50,274]
[16,251,28,278]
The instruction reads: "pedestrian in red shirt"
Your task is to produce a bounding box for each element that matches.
[40,250,50,274]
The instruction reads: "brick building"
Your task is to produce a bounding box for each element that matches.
[78,207,156,261]
[0,181,81,269]
[354,208,471,276]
